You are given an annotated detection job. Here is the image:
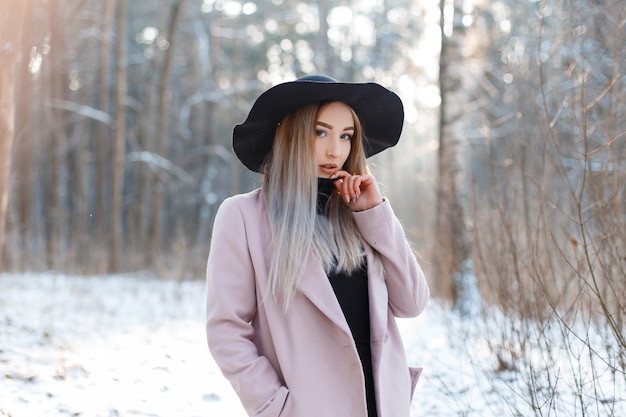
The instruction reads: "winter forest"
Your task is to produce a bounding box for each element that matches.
[0,0,625,416]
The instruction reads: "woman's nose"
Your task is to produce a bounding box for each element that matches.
[326,138,340,157]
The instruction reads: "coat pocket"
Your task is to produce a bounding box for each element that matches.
[253,385,289,417]
[408,367,423,401]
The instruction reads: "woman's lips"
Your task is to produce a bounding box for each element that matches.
[319,164,337,176]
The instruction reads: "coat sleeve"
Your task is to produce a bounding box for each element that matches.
[206,196,287,416]
[353,199,430,318]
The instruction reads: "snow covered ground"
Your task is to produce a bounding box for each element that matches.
[1,272,621,416]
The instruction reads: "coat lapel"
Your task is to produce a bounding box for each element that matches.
[254,193,368,339]
[299,254,352,336]
[299,246,389,343]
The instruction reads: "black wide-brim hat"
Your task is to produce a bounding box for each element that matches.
[233,75,404,172]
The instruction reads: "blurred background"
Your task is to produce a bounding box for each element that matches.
[1,1,625,414]
[2,0,625,296]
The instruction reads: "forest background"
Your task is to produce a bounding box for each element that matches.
[1,0,625,415]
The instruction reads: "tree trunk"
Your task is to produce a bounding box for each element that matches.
[316,0,331,75]
[132,44,161,262]
[148,0,186,263]
[13,0,35,269]
[0,1,29,270]
[95,0,115,272]
[67,120,89,269]
[110,0,128,272]
[435,0,469,301]
[44,0,68,270]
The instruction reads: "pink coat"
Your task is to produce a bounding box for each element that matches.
[206,189,429,417]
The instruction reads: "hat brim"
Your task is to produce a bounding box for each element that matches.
[233,78,404,172]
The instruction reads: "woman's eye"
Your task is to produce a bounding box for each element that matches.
[316,129,326,137]
[341,133,353,140]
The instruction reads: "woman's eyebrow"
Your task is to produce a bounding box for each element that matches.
[316,121,354,131]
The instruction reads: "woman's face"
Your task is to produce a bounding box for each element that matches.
[314,102,354,178]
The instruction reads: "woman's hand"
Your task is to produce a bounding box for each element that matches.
[331,170,384,212]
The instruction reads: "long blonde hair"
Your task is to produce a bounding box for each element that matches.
[262,102,368,309]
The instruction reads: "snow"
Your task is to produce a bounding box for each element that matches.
[1,272,623,416]
[0,272,245,417]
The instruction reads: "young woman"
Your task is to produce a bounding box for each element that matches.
[206,75,429,417]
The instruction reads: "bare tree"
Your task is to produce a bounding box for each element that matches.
[316,0,332,75]
[148,0,187,263]
[14,0,37,270]
[41,0,71,269]
[0,0,29,270]
[110,0,128,271]
[435,0,470,301]
[95,0,115,271]
[465,0,626,414]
